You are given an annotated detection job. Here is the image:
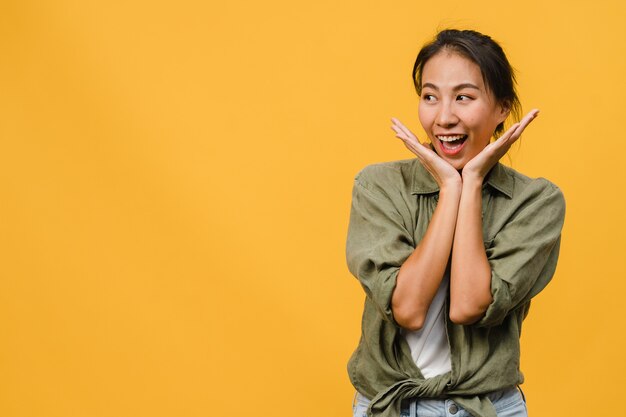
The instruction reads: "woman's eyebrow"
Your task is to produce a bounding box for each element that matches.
[454,83,481,91]
[422,82,481,91]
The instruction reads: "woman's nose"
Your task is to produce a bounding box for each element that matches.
[436,102,459,127]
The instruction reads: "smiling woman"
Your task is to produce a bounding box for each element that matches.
[346,29,565,417]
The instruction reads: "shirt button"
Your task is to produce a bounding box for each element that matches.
[449,403,459,414]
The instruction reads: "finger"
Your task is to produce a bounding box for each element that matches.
[401,135,436,160]
[495,122,521,144]
[508,109,539,143]
[516,109,539,133]
[390,121,410,139]
[394,132,414,145]
[481,122,521,159]
[390,125,405,138]
[391,117,418,141]
[392,127,420,152]
[391,127,414,145]
[392,124,432,154]
[495,108,538,144]
[390,118,440,161]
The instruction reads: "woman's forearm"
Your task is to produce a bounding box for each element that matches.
[449,178,493,324]
[391,181,462,331]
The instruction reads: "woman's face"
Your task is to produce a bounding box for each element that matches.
[418,51,509,170]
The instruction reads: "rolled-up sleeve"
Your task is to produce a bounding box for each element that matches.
[346,168,416,325]
[477,179,566,327]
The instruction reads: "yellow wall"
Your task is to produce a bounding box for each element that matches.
[1,1,624,416]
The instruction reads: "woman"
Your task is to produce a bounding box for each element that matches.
[346,29,565,417]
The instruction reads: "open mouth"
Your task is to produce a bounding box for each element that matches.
[436,135,467,154]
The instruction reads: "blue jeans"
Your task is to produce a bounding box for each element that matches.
[352,386,528,417]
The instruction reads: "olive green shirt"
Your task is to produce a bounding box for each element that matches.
[346,159,565,417]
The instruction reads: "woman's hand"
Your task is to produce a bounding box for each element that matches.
[391,117,461,190]
[462,109,540,181]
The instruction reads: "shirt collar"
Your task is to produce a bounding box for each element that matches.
[410,159,514,199]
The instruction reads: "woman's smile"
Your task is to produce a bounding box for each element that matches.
[436,134,468,155]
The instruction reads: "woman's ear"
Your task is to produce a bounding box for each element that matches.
[498,101,511,124]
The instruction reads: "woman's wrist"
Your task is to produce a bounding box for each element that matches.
[439,177,463,196]
[461,174,484,189]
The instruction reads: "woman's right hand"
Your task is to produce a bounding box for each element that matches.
[391,117,461,190]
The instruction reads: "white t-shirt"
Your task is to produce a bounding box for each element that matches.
[401,274,452,378]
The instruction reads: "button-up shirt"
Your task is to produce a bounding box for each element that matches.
[346,158,565,417]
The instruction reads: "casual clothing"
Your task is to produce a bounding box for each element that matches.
[353,386,527,417]
[346,159,565,417]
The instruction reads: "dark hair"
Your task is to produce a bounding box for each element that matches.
[412,29,521,136]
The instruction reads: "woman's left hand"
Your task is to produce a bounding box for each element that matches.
[462,109,540,181]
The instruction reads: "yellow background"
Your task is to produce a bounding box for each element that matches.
[1,1,624,416]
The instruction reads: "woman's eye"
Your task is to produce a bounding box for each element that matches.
[457,95,472,101]
[423,94,436,102]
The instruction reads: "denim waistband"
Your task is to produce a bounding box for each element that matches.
[355,386,526,417]
[398,386,524,416]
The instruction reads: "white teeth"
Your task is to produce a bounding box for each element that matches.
[437,135,466,142]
